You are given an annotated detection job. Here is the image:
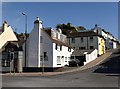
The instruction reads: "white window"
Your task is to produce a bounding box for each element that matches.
[68,57,70,61]
[52,32,56,38]
[57,56,61,65]
[65,57,67,62]
[2,59,10,67]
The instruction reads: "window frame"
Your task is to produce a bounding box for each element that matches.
[57,56,61,65]
[40,36,43,43]
[81,37,84,43]
[90,36,93,42]
[71,37,75,43]
[90,46,94,49]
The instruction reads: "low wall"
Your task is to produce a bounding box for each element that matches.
[84,49,98,65]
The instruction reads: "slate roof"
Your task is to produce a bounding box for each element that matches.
[71,49,94,56]
[0,26,3,35]
[44,29,72,48]
[2,41,25,51]
[67,31,98,38]
[52,39,72,48]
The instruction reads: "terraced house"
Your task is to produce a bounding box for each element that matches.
[67,30,106,56]
[92,24,119,50]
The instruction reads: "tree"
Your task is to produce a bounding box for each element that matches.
[56,23,77,35]
[76,26,86,31]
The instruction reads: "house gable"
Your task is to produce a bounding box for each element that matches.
[0,22,18,49]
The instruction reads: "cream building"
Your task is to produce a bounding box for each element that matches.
[0,21,18,72]
[0,21,18,49]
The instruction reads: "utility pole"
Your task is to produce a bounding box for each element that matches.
[42,52,45,74]
[42,55,44,74]
[9,51,14,74]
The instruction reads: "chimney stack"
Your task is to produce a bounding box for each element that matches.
[34,16,43,29]
[3,21,9,31]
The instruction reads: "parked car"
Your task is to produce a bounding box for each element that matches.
[69,59,84,67]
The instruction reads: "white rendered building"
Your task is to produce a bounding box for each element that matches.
[93,24,118,49]
[25,17,73,71]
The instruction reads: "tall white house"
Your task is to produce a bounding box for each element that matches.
[25,17,73,72]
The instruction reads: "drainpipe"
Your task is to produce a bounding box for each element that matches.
[87,36,89,50]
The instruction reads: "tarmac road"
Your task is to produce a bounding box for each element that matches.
[2,48,120,88]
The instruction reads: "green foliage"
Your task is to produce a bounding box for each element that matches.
[56,23,86,35]
[76,26,86,31]
[14,32,29,41]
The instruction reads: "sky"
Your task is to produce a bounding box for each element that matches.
[2,2,118,39]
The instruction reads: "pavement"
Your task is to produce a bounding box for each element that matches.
[1,50,113,77]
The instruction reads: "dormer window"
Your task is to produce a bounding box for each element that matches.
[56,28,62,33]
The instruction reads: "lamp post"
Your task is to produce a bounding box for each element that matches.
[22,12,27,67]
[22,12,27,33]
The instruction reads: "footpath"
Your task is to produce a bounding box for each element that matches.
[1,50,113,77]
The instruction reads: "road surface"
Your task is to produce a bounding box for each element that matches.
[2,48,120,88]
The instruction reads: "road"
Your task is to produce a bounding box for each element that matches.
[2,48,120,88]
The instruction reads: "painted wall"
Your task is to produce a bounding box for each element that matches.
[52,43,73,68]
[68,37,87,49]
[0,26,18,49]
[26,17,73,68]
[68,36,106,56]
[26,25,40,67]
[113,41,117,49]
[93,28,118,50]
[51,29,67,43]
[98,37,105,55]
[84,49,98,65]
[87,36,98,50]
[0,52,2,72]
[40,30,53,68]
[68,36,98,51]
